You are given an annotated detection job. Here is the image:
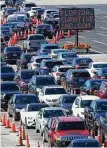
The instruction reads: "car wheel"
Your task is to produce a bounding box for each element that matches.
[8,110,12,117]
[25,118,30,129]
[43,132,47,142]
[35,123,39,133]
[13,113,19,121]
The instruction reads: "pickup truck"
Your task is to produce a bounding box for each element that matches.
[23,34,47,52]
[95,114,107,143]
[84,99,107,136]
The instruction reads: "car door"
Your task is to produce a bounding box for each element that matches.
[72,97,80,116]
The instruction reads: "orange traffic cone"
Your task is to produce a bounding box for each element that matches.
[104,135,107,147]
[10,118,17,132]
[26,133,30,148]
[68,30,71,37]
[37,141,40,147]
[52,36,56,44]
[5,117,11,128]
[36,19,39,26]
[2,114,6,126]
[97,127,101,143]
[56,31,59,41]
[16,133,24,146]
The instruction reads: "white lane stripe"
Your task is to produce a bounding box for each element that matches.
[103,21,107,24]
[97,33,107,37]
[100,27,107,30]
[85,30,90,33]
[79,36,85,39]
[93,40,107,46]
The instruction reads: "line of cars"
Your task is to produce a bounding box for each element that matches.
[1,0,107,147]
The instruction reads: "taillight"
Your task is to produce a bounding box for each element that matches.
[56,72,60,76]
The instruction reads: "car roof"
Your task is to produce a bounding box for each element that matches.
[79,95,101,100]
[43,85,64,89]
[89,79,107,82]
[61,94,78,97]
[20,69,35,72]
[58,51,76,55]
[28,103,49,106]
[74,57,92,60]
[58,116,83,122]
[1,81,17,84]
[43,59,63,62]
[42,107,64,111]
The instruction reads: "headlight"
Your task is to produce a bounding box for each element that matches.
[15,108,20,112]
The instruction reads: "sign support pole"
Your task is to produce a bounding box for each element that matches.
[76,30,79,47]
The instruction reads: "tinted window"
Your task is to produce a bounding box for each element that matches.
[54,50,67,54]
[43,110,64,118]
[37,25,51,29]
[25,4,36,7]
[36,58,50,63]
[73,72,90,77]
[73,141,100,147]
[44,46,58,49]
[21,71,35,79]
[36,77,55,86]
[96,102,107,111]
[80,100,92,108]
[62,53,77,58]
[45,88,66,95]
[1,67,14,73]
[7,9,16,14]
[28,104,48,111]
[46,61,63,68]
[6,47,21,52]
[91,80,102,88]
[62,96,76,103]
[76,58,92,64]
[29,35,44,40]
[94,64,107,68]
[59,68,71,72]
[1,84,19,91]
[58,121,85,130]
[15,95,38,104]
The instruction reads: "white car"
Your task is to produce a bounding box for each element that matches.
[35,107,67,135]
[27,55,51,70]
[28,7,42,17]
[50,48,68,59]
[39,85,67,106]
[72,95,101,119]
[42,9,58,21]
[88,62,107,78]
[20,103,49,128]
[51,65,73,84]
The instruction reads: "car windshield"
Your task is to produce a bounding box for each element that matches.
[62,53,77,58]
[80,100,92,108]
[43,110,64,118]
[47,11,57,14]
[21,71,35,79]
[7,9,16,14]
[1,84,19,91]
[53,15,59,18]
[59,67,71,72]
[32,7,41,10]
[97,102,107,111]
[46,61,63,68]
[73,142,100,147]
[6,47,21,52]
[94,64,107,68]
[36,77,55,86]
[1,67,14,73]
[73,72,90,77]
[62,96,77,103]
[54,50,67,54]
[58,121,85,130]
[37,25,51,29]
[45,88,66,95]
[44,46,58,49]
[76,59,92,64]
[29,35,44,40]
[15,95,38,104]
[28,104,48,111]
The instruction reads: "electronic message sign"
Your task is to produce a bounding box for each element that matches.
[59,8,95,30]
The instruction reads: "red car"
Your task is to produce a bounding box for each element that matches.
[94,81,107,99]
[44,116,89,147]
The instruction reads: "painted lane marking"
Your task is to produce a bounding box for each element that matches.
[100,27,107,30]
[97,33,107,37]
[93,40,107,46]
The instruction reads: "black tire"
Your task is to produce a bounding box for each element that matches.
[43,132,47,142]
[13,113,19,121]
[8,111,12,117]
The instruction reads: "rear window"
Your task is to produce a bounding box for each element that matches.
[28,104,48,111]
[102,69,107,74]
[44,46,58,49]
[1,84,19,91]
[58,121,85,130]
[29,35,45,40]
[21,71,35,79]
[37,25,51,29]
[59,67,71,72]
[1,67,14,73]
[43,110,64,118]
[45,88,66,95]
[94,64,107,68]
[76,58,92,64]
[62,96,77,103]
[25,4,36,7]
[62,53,77,58]
[6,47,22,52]
[36,77,55,86]
[7,9,17,14]
[73,72,90,77]
[46,61,63,68]
[36,58,50,63]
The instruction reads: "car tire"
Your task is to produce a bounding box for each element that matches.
[35,123,39,133]
[13,113,19,121]
[43,132,47,142]
[8,111,12,117]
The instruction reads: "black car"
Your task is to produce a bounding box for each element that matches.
[14,69,39,91]
[28,75,56,94]
[2,46,23,64]
[80,79,107,95]
[45,19,59,33]
[72,57,93,69]
[68,139,101,147]
[1,81,21,111]
[1,30,12,42]
[35,24,54,39]
[16,53,37,70]
[1,66,15,81]
[7,94,39,121]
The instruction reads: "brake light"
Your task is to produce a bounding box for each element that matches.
[56,72,60,76]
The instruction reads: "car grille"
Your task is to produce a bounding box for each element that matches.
[61,135,88,141]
